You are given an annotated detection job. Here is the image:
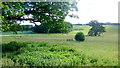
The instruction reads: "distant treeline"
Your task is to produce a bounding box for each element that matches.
[99,23,120,25]
[73,23,120,25]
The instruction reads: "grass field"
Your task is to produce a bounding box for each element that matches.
[1,25,118,66]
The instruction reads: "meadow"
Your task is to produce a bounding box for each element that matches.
[1,25,118,66]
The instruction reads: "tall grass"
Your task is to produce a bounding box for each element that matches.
[1,25,118,66]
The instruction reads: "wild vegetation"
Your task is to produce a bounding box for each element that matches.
[0,1,118,67]
[1,25,118,66]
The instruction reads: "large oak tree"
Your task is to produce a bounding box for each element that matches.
[1,1,79,33]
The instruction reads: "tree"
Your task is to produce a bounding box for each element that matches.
[75,32,85,42]
[88,20,106,36]
[1,1,79,33]
[1,2,25,33]
[32,21,73,33]
[23,2,78,33]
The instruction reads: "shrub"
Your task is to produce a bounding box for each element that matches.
[75,32,85,42]
[2,42,117,66]
[32,22,73,33]
[38,42,47,47]
[2,58,14,66]
[32,25,48,33]
[2,41,27,52]
[13,44,84,66]
[21,25,33,31]
[49,22,73,33]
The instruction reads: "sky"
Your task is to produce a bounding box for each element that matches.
[65,0,120,24]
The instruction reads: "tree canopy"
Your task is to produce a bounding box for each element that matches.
[33,21,73,33]
[1,1,79,33]
[88,20,106,36]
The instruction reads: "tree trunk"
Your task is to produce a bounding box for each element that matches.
[94,32,97,36]
[98,32,101,36]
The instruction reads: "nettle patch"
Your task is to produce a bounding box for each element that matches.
[2,41,117,66]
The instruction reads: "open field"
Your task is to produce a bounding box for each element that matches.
[1,25,118,66]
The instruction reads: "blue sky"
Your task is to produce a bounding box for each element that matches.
[65,0,119,24]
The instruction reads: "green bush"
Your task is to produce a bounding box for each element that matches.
[21,25,33,31]
[12,44,84,66]
[2,58,14,66]
[50,22,73,33]
[12,43,93,66]
[32,25,48,33]
[2,42,117,66]
[75,32,85,42]
[38,42,47,47]
[2,41,27,52]
[32,22,73,33]
[14,43,116,66]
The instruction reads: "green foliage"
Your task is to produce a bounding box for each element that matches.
[2,41,27,52]
[13,43,88,66]
[0,25,10,32]
[2,58,14,66]
[88,20,106,36]
[2,41,118,66]
[53,22,73,33]
[32,25,48,33]
[0,24,23,34]
[75,32,85,42]
[1,2,78,33]
[10,24,23,34]
[14,51,81,66]
[1,2,25,33]
[1,25,118,66]
[33,22,73,33]
[21,25,33,31]
[38,42,48,47]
